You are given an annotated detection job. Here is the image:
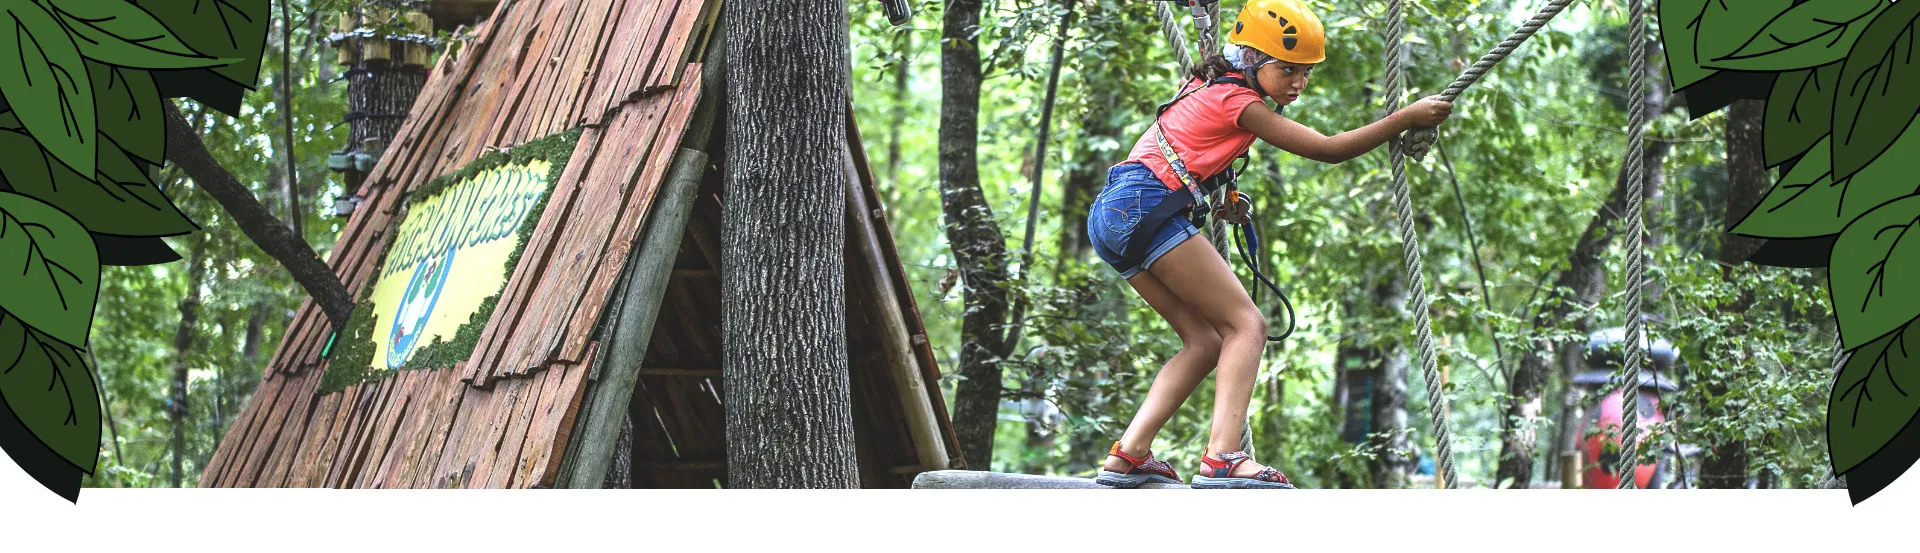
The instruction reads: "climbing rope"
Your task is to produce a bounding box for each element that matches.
[1613,0,1653,489]
[1383,0,1462,490]
[1398,0,1578,161]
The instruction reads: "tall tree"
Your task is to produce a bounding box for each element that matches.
[722,0,860,488]
[1699,99,1767,488]
[940,0,1016,468]
[168,239,209,488]
[1369,275,1414,488]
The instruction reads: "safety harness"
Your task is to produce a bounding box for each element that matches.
[1124,75,1295,342]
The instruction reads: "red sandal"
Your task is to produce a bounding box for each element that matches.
[1094,441,1183,488]
[1191,451,1296,489]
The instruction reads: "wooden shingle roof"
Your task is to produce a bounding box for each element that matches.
[201,0,959,489]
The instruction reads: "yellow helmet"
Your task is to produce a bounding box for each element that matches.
[1228,0,1326,64]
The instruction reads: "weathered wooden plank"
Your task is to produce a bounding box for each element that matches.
[326,378,396,488]
[595,0,674,118]
[365,369,439,488]
[553,68,706,365]
[617,0,688,103]
[645,0,712,90]
[211,372,292,486]
[262,296,316,377]
[440,1,545,169]
[487,95,673,383]
[513,0,591,142]
[488,369,559,488]
[427,383,500,487]
[301,384,365,488]
[521,344,596,488]
[282,391,343,487]
[480,0,569,148]
[348,370,423,488]
[462,377,534,488]
[255,371,332,486]
[399,364,471,488]
[462,127,606,385]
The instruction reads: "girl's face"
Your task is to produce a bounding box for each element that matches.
[1255,61,1314,106]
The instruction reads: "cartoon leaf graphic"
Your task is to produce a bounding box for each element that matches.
[1735,127,1920,239]
[1765,63,1840,167]
[46,0,230,69]
[0,115,196,237]
[0,191,98,349]
[0,0,96,178]
[1662,0,1796,90]
[87,60,163,164]
[132,0,268,89]
[1829,319,1920,476]
[1705,0,1886,72]
[0,311,100,475]
[1833,0,1920,182]
[1831,194,1920,350]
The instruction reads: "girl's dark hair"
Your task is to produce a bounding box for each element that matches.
[1189,53,1238,82]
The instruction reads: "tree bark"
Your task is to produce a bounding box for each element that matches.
[342,15,430,196]
[1700,99,1767,488]
[1004,0,1076,351]
[721,0,860,488]
[1495,138,1671,488]
[276,0,302,238]
[163,103,353,329]
[885,30,910,198]
[941,0,1014,470]
[169,238,209,487]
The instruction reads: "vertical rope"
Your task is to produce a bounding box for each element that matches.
[1615,0,1652,489]
[1385,0,1460,489]
[1156,2,1194,78]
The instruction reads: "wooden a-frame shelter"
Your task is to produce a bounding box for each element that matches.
[202,0,962,489]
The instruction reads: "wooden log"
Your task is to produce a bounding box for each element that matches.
[911,471,1187,490]
[843,148,947,472]
[559,148,709,488]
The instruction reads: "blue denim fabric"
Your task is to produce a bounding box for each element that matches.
[1087,163,1200,278]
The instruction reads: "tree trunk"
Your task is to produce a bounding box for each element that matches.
[1370,276,1413,489]
[1700,99,1767,489]
[941,0,1014,470]
[885,30,910,198]
[343,23,430,196]
[163,103,353,329]
[169,238,209,487]
[721,0,860,488]
[1004,0,1076,351]
[275,0,302,238]
[1495,138,1671,488]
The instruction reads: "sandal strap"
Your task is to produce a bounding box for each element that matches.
[1200,450,1254,478]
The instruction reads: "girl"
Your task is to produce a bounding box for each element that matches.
[1089,0,1453,489]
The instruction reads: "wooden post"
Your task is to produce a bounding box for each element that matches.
[1561,452,1583,489]
[844,147,949,472]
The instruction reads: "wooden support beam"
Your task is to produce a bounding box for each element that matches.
[671,268,716,280]
[635,461,726,471]
[558,148,710,488]
[911,470,1187,490]
[844,143,950,472]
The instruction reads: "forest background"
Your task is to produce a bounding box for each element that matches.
[81,0,1837,490]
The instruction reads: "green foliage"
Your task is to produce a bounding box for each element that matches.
[1829,195,1920,350]
[1733,128,1920,240]
[0,190,100,347]
[1702,0,1884,73]
[1763,63,1838,167]
[1829,321,1920,475]
[47,0,233,70]
[1831,0,1920,181]
[0,310,101,471]
[0,0,99,176]
[133,0,272,89]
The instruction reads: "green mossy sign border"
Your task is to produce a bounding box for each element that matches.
[319,129,583,395]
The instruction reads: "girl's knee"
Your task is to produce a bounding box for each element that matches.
[1182,330,1224,359]
[1221,308,1268,340]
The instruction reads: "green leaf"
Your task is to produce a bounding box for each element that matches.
[1765,63,1841,167]
[133,0,269,89]
[1705,0,1887,72]
[1832,0,1920,182]
[1830,195,1920,350]
[0,191,98,348]
[87,60,162,164]
[46,0,230,69]
[1662,0,1793,90]
[0,310,101,474]
[1734,126,1920,239]
[0,0,97,177]
[0,114,196,237]
[1828,320,1920,475]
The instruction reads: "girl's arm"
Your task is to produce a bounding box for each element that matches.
[1238,97,1452,164]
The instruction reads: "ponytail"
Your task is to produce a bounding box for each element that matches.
[1188,53,1237,83]
[1188,46,1277,96]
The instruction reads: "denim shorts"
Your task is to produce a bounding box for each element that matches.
[1088,163,1200,278]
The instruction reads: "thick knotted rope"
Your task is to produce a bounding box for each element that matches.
[1384,0,1461,490]
[1399,0,1578,161]
[1614,0,1653,489]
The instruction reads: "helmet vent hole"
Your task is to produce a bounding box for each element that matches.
[1283,36,1298,50]
[1284,26,1298,34]
[1278,16,1289,26]
[1235,21,1244,34]
[1268,11,1277,19]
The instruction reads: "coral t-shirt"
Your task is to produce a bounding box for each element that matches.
[1124,73,1265,190]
